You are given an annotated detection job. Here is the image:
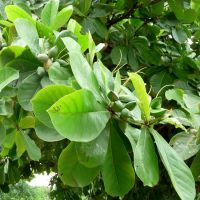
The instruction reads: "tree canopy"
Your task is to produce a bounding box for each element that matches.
[0,0,200,199]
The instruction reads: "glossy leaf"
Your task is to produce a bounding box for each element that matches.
[19,116,35,129]
[75,124,110,168]
[128,73,150,121]
[150,128,196,200]
[172,27,187,44]
[18,72,42,111]
[15,131,26,157]
[67,19,89,52]
[0,67,19,92]
[102,123,135,197]
[14,19,40,55]
[58,142,100,187]
[34,119,64,142]
[63,37,101,100]
[190,151,200,181]
[170,131,200,160]
[48,62,72,85]
[125,125,140,152]
[0,122,6,145]
[22,132,41,161]
[32,84,75,128]
[5,5,34,24]
[51,5,73,30]
[41,0,59,26]
[134,128,159,187]
[48,89,110,142]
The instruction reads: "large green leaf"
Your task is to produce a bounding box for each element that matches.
[35,119,64,142]
[14,18,40,55]
[18,72,42,111]
[32,84,75,128]
[170,131,200,160]
[124,125,140,152]
[58,142,100,187]
[190,151,200,181]
[0,122,6,145]
[0,67,19,92]
[128,73,150,121]
[62,37,101,100]
[183,94,200,113]
[51,5,73,30]
[102,123,135,197]
[134,128,159,187]
[150,70,174,94]
[75,124,110,168]
[48,62,72,85]
[15,131,26,157]
[22,132,41,161]
[168,0,184,20]
[48,89,110,142]
[41,0,59,26]
[150,128,196,200]
[67,19,89,52]
[165,88,186,109]
[5,5,35,24]
[172,27,188,44]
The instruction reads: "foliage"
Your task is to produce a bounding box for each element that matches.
[0,0,200,199]
[0,180,49,200]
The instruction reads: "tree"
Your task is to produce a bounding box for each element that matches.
[0,0,199,199]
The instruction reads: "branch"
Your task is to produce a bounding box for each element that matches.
[107,2,138,28]
[107,0,162,28]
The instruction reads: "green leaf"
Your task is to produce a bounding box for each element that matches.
[168,0,184,20]
[165,88,187,109]
[183,94,200,113]
[111,46,128,66]
[0,67,19,92]
[75,124,110,168]
[170,131,200,160]
[150,70,174,94]
[67,19,89,52]
[190,151,200,181]
[51,5,73,30]
[150,128,196,200]
[48,62,72,85]
[128,73,150,121]
[5,5,35,24]
[0,122,6,145]
[93,60,114,94]
[35,119,64,142]
[32,84,75,128]
[19,116,35,129]
[102,122,135,197]
[124,125,140,152]
[134,128,159,187]
[172,27,187,44]
[0,163,5,185]
[48,89,110,142]
[41,0,59,26]
[2,130,15,149]
[14,18,40,55]
[79,0,92,14]
[15,131,26,157]
[18,72,42,111]
[58,142,100,187]
[22,132,41,161]
[63,37,101,100]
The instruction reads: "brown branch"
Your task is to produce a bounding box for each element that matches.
[107,2,138,28]
[107,0,162,28]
